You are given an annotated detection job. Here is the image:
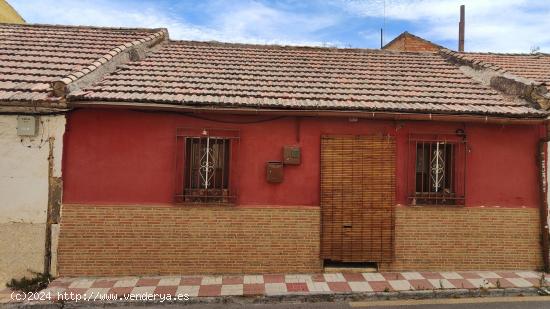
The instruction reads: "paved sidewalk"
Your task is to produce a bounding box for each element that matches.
[1,271,548,304]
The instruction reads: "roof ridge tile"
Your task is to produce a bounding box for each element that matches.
[440,48,508,73]
[439,48,550,111]
[462,51,550,57]
[0,22,166,33]
[51,29,167,97]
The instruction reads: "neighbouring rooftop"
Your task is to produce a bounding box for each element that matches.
[0,23,547,118]
[0,23,166,105]
[382,31,443,53]
[459,52,550,90]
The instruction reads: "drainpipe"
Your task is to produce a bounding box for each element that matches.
[44,137,54,275]
[538,138,550,273]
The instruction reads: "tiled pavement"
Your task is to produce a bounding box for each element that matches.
[1,271,548,303]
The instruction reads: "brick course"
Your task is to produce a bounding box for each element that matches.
[383,206,543,271]
[58,205,321,276]
[58,205,543,276]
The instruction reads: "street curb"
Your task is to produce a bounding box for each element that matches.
[2,287,545,308]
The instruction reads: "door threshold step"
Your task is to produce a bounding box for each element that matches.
[324,267,378,273]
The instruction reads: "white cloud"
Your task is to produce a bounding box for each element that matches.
[10,0,550,52]
[339,0,550,52]
[9,0,341,46]
[10,0,223,39]
[212,1,340,44]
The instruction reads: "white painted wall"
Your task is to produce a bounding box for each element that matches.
[0,114,65,285]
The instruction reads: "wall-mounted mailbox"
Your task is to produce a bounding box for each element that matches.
[266,161,284,183]
[283,145,301,165]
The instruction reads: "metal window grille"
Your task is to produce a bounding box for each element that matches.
[184,137,230,203]
[409,134,466,206]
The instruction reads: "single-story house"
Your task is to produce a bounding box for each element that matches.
[2,24,550,279]
[0,23,166,285]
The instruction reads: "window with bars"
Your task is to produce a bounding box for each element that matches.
[409,135,466,206]
[183,137,230,203]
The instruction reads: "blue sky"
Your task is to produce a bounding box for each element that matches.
[9,0,550,53]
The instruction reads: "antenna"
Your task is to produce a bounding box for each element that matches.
[382,0,386,46]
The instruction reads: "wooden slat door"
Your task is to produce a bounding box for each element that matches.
[320,135,395,263]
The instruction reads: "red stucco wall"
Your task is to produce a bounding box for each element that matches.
[62,109,544,208]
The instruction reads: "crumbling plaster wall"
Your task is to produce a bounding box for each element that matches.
[0,114,65,285]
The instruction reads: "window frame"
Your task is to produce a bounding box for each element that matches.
[407,133,466,206]
[174,128,240,205]
[184,137,231,201]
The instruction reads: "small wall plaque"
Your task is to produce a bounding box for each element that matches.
[17,115,38,136]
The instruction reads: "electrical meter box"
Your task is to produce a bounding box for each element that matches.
[283,145,301,165]
[17,115,38,136]
[266,161,284,183]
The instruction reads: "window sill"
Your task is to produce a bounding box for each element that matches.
[174,202,236,208]
[175,192,235,205]
[408,204,465,208]
[408,194,464,208]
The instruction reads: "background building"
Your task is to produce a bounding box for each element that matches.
[0,0,24,24]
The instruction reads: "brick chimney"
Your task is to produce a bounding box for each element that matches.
[458,5,465,52]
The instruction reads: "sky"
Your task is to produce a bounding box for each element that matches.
[9,0,550,53]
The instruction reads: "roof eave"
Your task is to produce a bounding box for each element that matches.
[0,104,69,114]
[67,100,548,125]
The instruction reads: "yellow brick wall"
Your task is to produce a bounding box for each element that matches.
[381,206,543,271]
[58,204,542,275]
[58,204,322,276]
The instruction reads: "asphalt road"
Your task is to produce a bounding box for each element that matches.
[75,296,550,309]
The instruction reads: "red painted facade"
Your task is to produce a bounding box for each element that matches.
[63,109,544,208]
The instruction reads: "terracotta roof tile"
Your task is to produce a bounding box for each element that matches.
[460,52,550,89]
[70,41,545,117]
[0,23,165,106]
